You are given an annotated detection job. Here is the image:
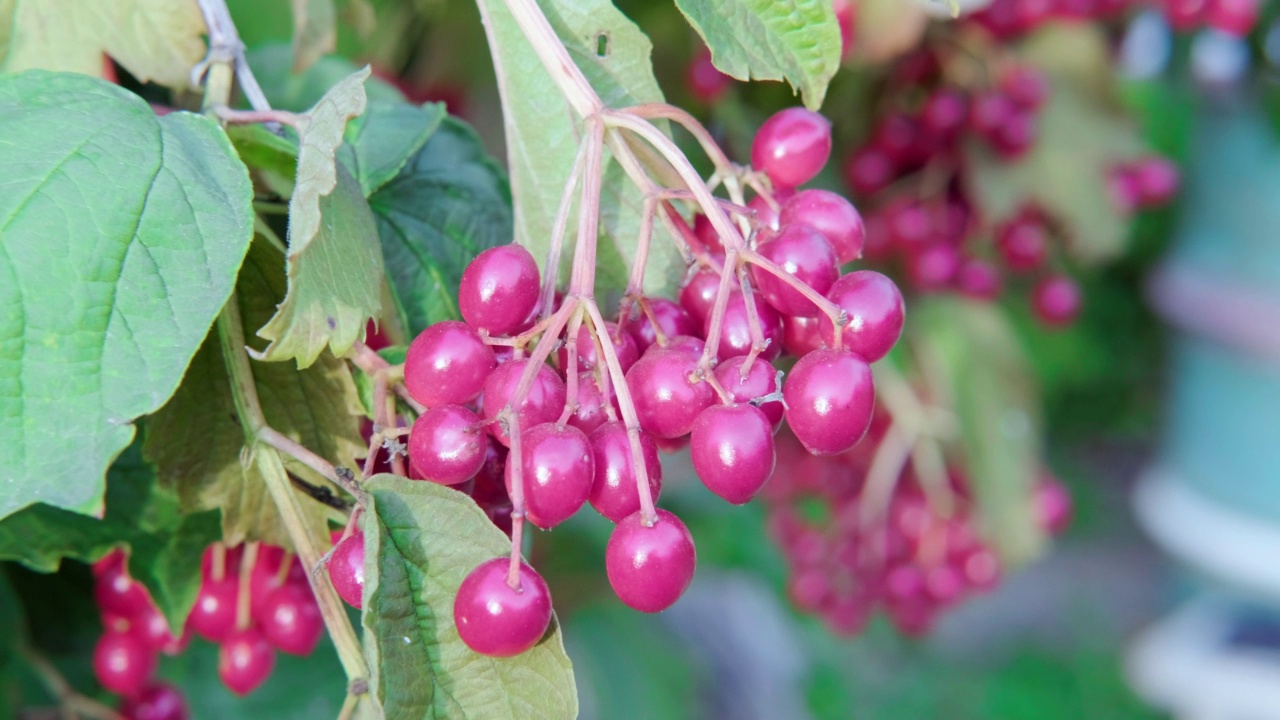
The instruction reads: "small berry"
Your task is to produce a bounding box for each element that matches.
[454,558,553,657]
[845,146,896,197]
[626,347,716,439]
[781,315,827,356]
[713,357,784,430]
[1031,275,1082,327]
[588,422,662,523]
[94,630,157,696]
[482,360,567,446]
[628,298,697,353]
[752,223,840,316]
[778,189,867,264]
[566,371,614,435]
[408,404,488,484]
[458,245,541,335]
[118,681,189,720]
[328,532,365,609]
[188,576,238,643]
[507,423,594,528]
[679,270,722,326]
[705,290,783,361]
[783,349,875,455]
[258,583,324,656]
[218,628,276,696]
[606,509,697,612]
[690,404,776,504]
[818,271,905,363]
[996,216,1048,272]
[404,321,496,408]
[955,258,1003,300]
[752,108,833,188]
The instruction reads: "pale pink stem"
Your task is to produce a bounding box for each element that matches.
[539,139,591,320]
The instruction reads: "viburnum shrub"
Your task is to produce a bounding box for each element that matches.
[0,0,1184,716]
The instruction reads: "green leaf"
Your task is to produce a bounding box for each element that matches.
[144,240,362,549]
[672,0,840,109]
[227,123,301,199]
[0,0,207,89]
[292,0,337,73]
[0,71,254,521]
[370,117,513,334]
[910,299,1045,565]
[362,474,577,719]
[966,26,1145,265]
[247,44,405,112]
[475,0,684,298]
[0,441,221,632]
[340,101,445,197]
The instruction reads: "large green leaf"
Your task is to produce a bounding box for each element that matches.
[965,26,1145,265]
[340,101,444,197]
[144,240,362,549]
[0,441,221,632]
[911,299,1045,564]
[672,0,840,109]
[0,0,206,89]
[362,474,577,720]
[370,117,513,334]
[475,0,684,298]
[0,71,254,520]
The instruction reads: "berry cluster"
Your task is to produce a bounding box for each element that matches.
[91,542,325,714]
[334,106,905,657]
[764,424,1072,637]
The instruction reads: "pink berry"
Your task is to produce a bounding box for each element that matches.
[560,322,639,375]
[783,349,875,455]
[566,371,614,435]
[118,681,189,720]
[845,146,896,197]
[655,334,706,360]
[872,112,925,168]
[781,315,826,356]
[687,46,733,103]
[94,630,157,696]
[1031,275,1081,327]
[955,258,1003,300]
[818,271,905,363]
[969,92,1016,137]
[907,244,961,292]
[747,193,783,232]
[1164,0,1208,30]
[884,199,932,248]
[588,421,662,523]
[751,107,833,188]
[328,532,365,609]
[606,509,697,613]
[404,321,496,408]
[257,583,324,656]
[833,0,857,60]
[713,357,784,430]
[996,216,1048,272]
[132,603,180,655]
[94,558,150,618]
[408,404,488,484]
[705,290,783,361]
[625,348,716,439]
[1035,477,1073,534]
[752,224,839,316]
[454,558,552,657]
[218,628,276,696]
[1206,0,1259,35]
[987,110,1037,159]
[188,576,238,642]
[679,269,722,326]
[778,189,866,265]
[482,360,567,446]
[629,298,698,353]
[692,213,725,255]
[690,404,776,504]
[458,245,541,335]
[506,423,594,528]
[1134,156,1180,207]
[1001,66,1049,110]
[921,88,969,145]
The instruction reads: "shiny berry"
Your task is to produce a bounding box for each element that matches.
[752,224,839,316]
[404,321,496,407]
[679,269,723,326]
[625,348,716,439]
[258,583,324,656]
[328,532,365,609]
[1031,275,1081,327]
[218,628,276,696]
[458,245,541,335]
[188,577,238,643]
[690,404,776,504]
[482,360,567,446]
[588,421,662,523]
[606,509,697,613]
[705,290,783,361]
[454,558,552,657]
[713,357,784,430]
[783,349,875,455]
[818,271,905,363]
[118,681,189,720]
[506,423,594,528]
[751,107,832,188]
[778,189,866,264]
[94,630,157,696]
[629,298,697,353]
[408,404,487,484]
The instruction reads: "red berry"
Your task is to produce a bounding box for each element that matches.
[1206,0,1259,35]
[656,334,707,360]
[218,628,276,696]
[408,404,488,484]
[118,681,189,720]
[94,558,150,618]
[907,244,961,292]
[404,321,496,408]
[955,258,1003,300]
[996,216,1048,272]
[818,271,905,363]
[783,349,875,455]
[132,603,181,655]
[588,421,662,523]
[778,189,867,264]
[566,371,614,435]
[188,577,238,642]
[713,357,784,430]
[921,88,969,145]
[845,146,896,197]
[690,404,776,504]
[1035,477,1073,534]
[1031,275,1081,327]
[987,109,1036,159]
[454,558,552,657]
[687,46,733,103]
[781,314,827,356]
[258,583,324,656]
[752,224,839,316]
[751,108,833,188]
[606,509,697,612]
[833,0,857,60]
[872,112,925,168]
[1000,66,1049,110]
[482,359,567,446]
[1133,156,1180,207]
[94,630,157,696]
[328,532,365,609]
[507,423,594,528]
[747,193,784,232]
[625,348,716,439]
[679,269,722,326]
[705,290,783,361]
[560,322,639,375]
[458,244,541,336]
[629,298,697,353]
[969,92,1016,137]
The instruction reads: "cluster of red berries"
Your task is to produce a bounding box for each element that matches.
[328,106,906,658]
[968,0,1258,37]
[764,422,1073,637]
[91,542,325,714]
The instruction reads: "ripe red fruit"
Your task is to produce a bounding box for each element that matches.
[482,359,567,446]
[690,404,776,504]
[1000,66,1049,110]
[747,193,784,232]
[969,92,1016,137]
[907,244,961,292]
[1205,0,1259,35]
[560,322,639,374]
[1031,275,1082,327]
[328,532,365,609]
[657,335,706,360]
[132,603,181,655]
[606,509,697,613]
[921,88,969,145]
[705,290,783,361]
[188,577,238,642]
[458,244,541,335]
[781,315,826,356]
[845,146,896,197]
[94,630,157,696]
[679,269,722,326]
[751,107,833,188]
[118,681,189,720]
[1133,156,1180,207]
[1035,477,1073,534]
[454,558,552,657]
[258,583,324,656]
[833,0,857,60]
[625,348,716,439]
[686,46,733,104]
[566,371,614,435]
[872,112,925,168]
[404,321,496,407]
[628,298,697,353]
[955,258,1003,300]
[752,224,839,316]
[778,189,866,264]
[818,271,905,363]
[588,421,662,523]
[94,558,150,618]
[507,423,594,528]
[986,109,1036,159]
[783,349,875,455]
[218,628,276,696]
[408,404,488,484]
[996,216,1048,272]
[713,357,784,430]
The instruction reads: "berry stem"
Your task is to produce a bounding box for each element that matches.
[556,309,585,426]
[506,422,527,590]
[740,249,847,344]
[735,263,770,363]
[859,422,917,529]
[211,106,301,127]
[697,250,740,368]
[568,117,606,297]
[347,342,426,415]
[625,103,737,180]
[236,541,258,631]
[539,137,591,320]
[495,0,605,118]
